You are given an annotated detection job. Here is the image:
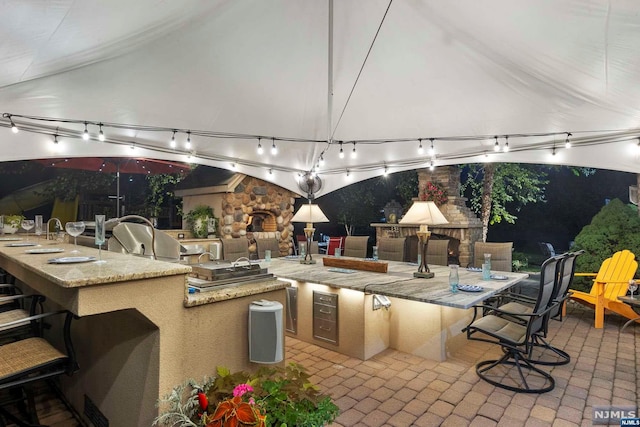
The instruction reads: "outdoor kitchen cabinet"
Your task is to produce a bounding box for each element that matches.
[313,291,338,344]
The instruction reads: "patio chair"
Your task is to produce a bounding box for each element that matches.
[255,238,280,259]
[0,310,78,426]
[538,242,556,258]
[426,239,449,266]
[377,237,405,261]
[326,237,344,256]
[343,236,368,258]
[464,255,561,393]
[569,249,638,328]
[0,294,46,344]
[473,242,513,272]
[495,251,583,366]
[221,238,250,262]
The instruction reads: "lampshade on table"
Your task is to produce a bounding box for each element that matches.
[291,203,329,264]
[399,201,448,278]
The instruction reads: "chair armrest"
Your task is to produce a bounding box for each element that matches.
[0,294,44,303]
[496,292,537,304]
[0,309,67,330]
[574,272,597,277]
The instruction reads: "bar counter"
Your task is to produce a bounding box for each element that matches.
[264,256,528,362]
[0,239,288,427]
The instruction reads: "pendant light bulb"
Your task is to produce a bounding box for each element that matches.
[257,138,263,155]
[383,165,389,176]
[493,136,500,152]
[428,139,435,156]
[98,124,105,141]
[170,131,177,148]
[564,132,572,149]
[319,154,325,166]
[271,138,277,155]
[82,122,90,141]
[10,117,18,134]
[503,136,509,152]
[185,131,192,149]
[429,160,435,171]
[418,139,424,155]
[339,142,344,159]
[351,142,357,159]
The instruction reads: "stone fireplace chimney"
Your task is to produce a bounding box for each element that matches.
[372,166,482,266]
[417,166,483,266]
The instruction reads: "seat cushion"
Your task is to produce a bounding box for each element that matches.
[0,337,66,381]
[0,308,29,332]
[470,315,527,344]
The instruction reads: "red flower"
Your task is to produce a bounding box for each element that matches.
[420,181,448,206]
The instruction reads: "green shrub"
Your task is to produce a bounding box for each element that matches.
[511,252,529,272]
[571,199,640,291]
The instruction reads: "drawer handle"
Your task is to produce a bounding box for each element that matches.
[318,297,332,302]
[319,326,332,331]
[319,309,332,314]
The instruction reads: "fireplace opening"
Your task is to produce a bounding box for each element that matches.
[405,234,460,265]
[246,210,277,232]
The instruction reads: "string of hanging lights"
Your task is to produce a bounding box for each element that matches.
[2,113,639,182]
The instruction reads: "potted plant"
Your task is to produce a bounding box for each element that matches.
[154,363,339,427]
[185,205,217,238]
[2,214,24,234]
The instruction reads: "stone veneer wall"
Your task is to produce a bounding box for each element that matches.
[417,166,483,266]
[220,176,296,256]
[373,166,482,266]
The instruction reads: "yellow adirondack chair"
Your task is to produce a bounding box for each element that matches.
[569,249,638,328]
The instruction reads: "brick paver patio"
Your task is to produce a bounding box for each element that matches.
[286,302,639,427]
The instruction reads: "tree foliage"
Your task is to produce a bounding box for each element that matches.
[145,173,185,217]
[571,198,640,290]
[330,171,417,235]
[36,170,115,202]
[461,163,549,241]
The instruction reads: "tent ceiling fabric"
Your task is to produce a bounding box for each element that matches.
[1,0,640,197]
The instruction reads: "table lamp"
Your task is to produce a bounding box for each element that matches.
[291,202,329,264]
[399,201,448,278]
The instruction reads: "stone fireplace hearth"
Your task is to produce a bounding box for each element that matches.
[372,166,482,267]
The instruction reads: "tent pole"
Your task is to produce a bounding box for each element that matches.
[116,164,120,217]
[327,0,333,143]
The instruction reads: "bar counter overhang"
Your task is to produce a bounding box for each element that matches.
[0,240,288,427]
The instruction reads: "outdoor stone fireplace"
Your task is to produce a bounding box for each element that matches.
[372,166,482,266]
[176,172,298,256]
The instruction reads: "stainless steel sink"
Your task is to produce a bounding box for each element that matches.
[180,244,205,255]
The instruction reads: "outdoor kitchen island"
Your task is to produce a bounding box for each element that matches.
[0,241,288,427]
[265,256,528,362]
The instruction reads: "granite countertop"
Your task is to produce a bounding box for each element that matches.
[0,239,191,288]
[264,256,529,309]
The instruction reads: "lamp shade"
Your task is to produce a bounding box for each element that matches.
[399,201,448,225]
[291,204,329,223]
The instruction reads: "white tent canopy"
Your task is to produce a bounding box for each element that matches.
[1,0,640,197]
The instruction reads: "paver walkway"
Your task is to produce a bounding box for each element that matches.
[286,302,639,427]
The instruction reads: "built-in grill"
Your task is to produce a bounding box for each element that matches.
[188,259,274,290]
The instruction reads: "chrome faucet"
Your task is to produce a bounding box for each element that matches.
[46,218,63,241]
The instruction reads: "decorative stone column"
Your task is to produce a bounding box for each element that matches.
[372,166,482,266]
